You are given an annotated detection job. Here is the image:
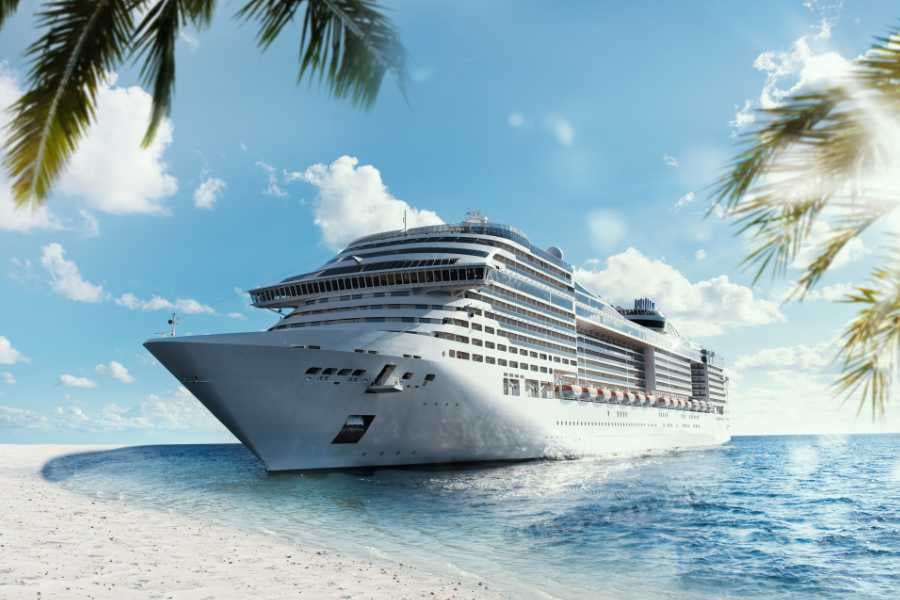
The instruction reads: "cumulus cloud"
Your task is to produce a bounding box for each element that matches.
[0,336,26,365]
[95,361,135,384]
[752,28,852,109]
[193,176,226,209]
[115,293,215,315]
[2,387,224,433]
[544,114,575,146]
[57,74,178,215]
[695,249,707,261]
[805,281,854,301]
[0,68,64,232]
[586,210,627,251]
[59,374,97,389]
[793,219,869,270]
[2,372,15,385]
[734,340,835,371]
[663,153,679,168]
[40,243,105,303]
[575,247,785,337]
[507,112,525,128]
[730,99,756,136]
[298,155,443,250]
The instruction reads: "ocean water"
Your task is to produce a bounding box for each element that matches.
[43,435,900,599]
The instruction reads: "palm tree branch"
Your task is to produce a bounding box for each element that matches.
[2,0,135,206]
[131,0,216,147]
[0,0,20,29]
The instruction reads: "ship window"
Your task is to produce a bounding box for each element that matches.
[525,380,539,398]
[354,349,364,353]
[309,345,321,350]
[472,354,483,362]
[472,339,482,347]
[498,358,508,367]
[520,363,529,370]
[449,349,456,357]
[338,368,352,376]
[471,323,482,331]
[510,347,518,354]
[531,365,539,371]
[457,351,470,360]
[510,361,518,368]
[530,351,538,358]
[553,356,561,363]
[498,344,507,352]
[352,369,366,377]
[485,341,495,349]
[305,367,321,375]
[540,353,547,360]
[485,326,495,334]
[424,374,435,382]
[486,356,496,364]
[503,378,520,396]
[322,368,336,375]
[402,372,414,380]
[520,349,528,356]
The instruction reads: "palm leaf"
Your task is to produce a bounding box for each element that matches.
[0,0,20,28]
[238,0,406,108]
[2,0,135,207]
[132,0,216,147]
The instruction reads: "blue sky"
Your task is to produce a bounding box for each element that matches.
[1,0,897,442]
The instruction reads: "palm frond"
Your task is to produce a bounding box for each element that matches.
[0,0,21,28]
[2,0,135,207]
[132,0,216,147]
[834,255,900,419]
[239,0,406,108]
[715,27,900,416]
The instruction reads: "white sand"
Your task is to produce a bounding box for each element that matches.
[0,445,504,599]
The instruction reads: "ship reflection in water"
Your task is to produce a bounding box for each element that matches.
[44,435,900,599]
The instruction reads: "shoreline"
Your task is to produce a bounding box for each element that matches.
[0,444,504,599]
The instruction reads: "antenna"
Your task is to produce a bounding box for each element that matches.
[167,312,178,337]
[402,209,407,233]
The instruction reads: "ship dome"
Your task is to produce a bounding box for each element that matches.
[546,246,564,261]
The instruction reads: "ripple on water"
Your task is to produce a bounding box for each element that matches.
[43,435,900,600]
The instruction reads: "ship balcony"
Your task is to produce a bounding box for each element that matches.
[250,264,492,309]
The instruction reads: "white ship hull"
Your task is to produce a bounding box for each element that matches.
[146,328,730,471]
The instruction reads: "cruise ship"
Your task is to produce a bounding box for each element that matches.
[145,213,730,471]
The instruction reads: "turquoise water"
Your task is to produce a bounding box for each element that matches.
[44,435,900,599]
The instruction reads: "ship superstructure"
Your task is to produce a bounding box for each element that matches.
[146,213,729,470]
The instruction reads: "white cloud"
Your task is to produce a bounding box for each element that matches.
[227,312,246,320]
[0,405,48,429]
[40,243,105,303]
[193,176,226,209]
[58,374,97,389]
[734,340,835,371]
[298,155,443,250]
[57,74,178,215]
[95,361,135,384]
[0,68,64,232]
[586,210,627,251]
[805,281,854,301]
[575,247,785,337]
[507,112,525,128]
[2,372,15,385]
[752,30,852,109]
[0,336,26,365]
[663,153,679,168]
[730,99,756,136]
[793,219,869,270]
[675,191,696,209]
[257,161,287,198]
[544,114,575,146]
[695,249,707,261]
[115,293,215,315]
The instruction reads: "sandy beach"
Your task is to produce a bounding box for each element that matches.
[0,445,503,600]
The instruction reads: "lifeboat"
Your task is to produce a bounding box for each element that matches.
[612,390,625,403]
[625,391,636,404]
[580,386,595,401]
[600,388,613,402]
[636,391,647,405]
[556,384,581,399]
